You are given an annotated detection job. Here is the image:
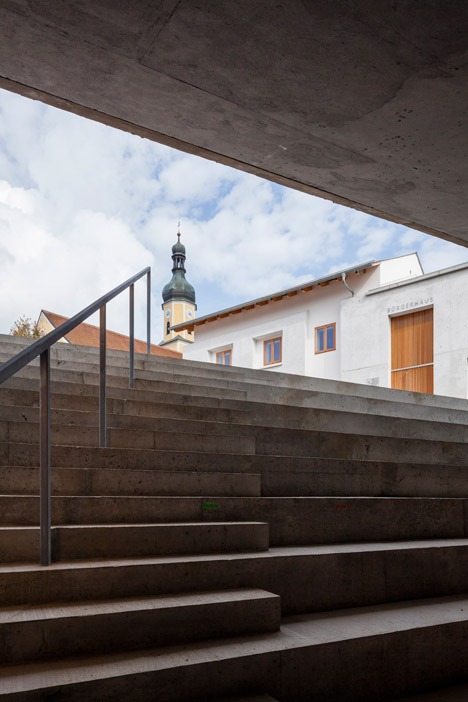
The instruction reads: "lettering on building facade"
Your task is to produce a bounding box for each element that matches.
[387,297,433,314]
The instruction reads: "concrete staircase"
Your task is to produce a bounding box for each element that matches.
[1,334,468,700]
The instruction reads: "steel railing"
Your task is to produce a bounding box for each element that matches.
[0,266,151,566]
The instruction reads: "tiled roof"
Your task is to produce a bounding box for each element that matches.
[41,311,182,358]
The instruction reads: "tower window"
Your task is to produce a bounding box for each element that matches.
[166,321,170,335]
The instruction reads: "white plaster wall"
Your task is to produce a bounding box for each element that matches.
[184,302,308,375]
[378,253,423,286]
[183,259,468,398]
[341,268,468,398]
[340,294,393,388]
[183,268,374,378]
[305,284,344,380]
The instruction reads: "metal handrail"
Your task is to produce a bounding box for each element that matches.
[0,266,151,566]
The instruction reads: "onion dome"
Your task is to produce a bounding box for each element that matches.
[162,231,196,304]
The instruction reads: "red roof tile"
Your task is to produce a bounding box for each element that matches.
[41,311,182,359]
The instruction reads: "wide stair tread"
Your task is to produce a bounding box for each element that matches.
[0,588,280,665]
[3,539,468,617]
[3,594,468,700]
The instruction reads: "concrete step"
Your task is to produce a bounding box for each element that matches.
[0,350,256,393]
[6,363,253,401]
[5,444,468,500]
[0,374,248,407]
[3,540,468,616]
[258,456,468,499]
[0,522,269,562]
[0,466,261,497]
[3,412,468,465]
[4,594,468,700]
[4,378,468,442]
[1,496,467,547]
[0,423,255,454]
[4,399,468,448]
[5,344,468,433]
[0,376,253,415]
[246,426,468,465]
[0,395,249,426]
[4,334,468,416]
[5,367,468,445]
[0,588,280,665]
[0,363,458,440]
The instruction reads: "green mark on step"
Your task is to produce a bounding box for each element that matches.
[202,503,220,509]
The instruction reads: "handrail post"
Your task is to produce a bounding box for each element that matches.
[39,349,51,566]
[129,283,134,388]
[99,305,107,448]
[147,270,151,355]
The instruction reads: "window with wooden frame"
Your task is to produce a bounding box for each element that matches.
[263,337,282,366]
[315,323,336,354]
[216,349,232,365]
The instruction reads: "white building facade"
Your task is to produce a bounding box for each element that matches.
[175,253,468,399]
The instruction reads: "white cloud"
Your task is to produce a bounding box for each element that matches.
[0,86,467,341]
[0,181,153,335]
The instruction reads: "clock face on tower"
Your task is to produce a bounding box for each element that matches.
[165,309,171,318]
[187,309,193,318]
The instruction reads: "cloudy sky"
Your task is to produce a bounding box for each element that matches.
[1,87,467,343]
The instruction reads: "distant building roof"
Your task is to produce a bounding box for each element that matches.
[40,311,182,358]
[173,260,376,332]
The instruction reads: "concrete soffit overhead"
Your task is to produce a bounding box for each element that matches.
[0,3,467,246]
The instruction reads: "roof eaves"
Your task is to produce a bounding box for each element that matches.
[173,260,376,331]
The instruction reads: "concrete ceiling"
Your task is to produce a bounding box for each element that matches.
[1,1,467,245]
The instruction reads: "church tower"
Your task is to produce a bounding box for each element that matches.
[160,229,196,353]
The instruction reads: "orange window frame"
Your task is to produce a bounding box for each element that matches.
[216,350,232,365]
[315,323,336,354]
[263,337,282,366]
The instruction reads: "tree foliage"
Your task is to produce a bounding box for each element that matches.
[10,316,45,339]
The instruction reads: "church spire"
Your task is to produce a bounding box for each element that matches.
[162,228,196,304]
[161,227,197,351]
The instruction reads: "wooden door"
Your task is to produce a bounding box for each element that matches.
[391,309,433,393]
